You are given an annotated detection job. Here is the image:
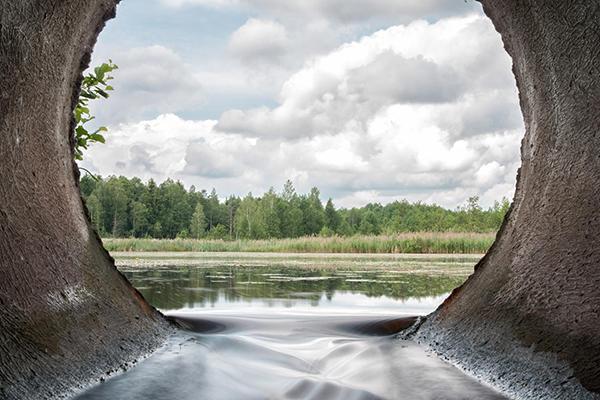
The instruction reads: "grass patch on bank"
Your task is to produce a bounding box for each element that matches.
[103,232,495,254]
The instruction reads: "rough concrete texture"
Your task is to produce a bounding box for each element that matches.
[0,2,170,399]
[1,0,599,399]
[415,1,600,399]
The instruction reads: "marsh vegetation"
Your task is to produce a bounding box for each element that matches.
[104,232,494,254]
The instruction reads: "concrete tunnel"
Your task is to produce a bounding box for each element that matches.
[0,1,598,399]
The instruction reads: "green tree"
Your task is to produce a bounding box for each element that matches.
[156,179,192,238]
[286,206,304,237]
[85,194,103,234]
[95,178,129,237]
[142,178,159,229]
[79,174,510,240]
[80,175,98,197]
[190,202,207,239]
[489,197,511,230]
[279,180,303,237]
[235,194,267,239]
[177,229,189,239]
[464,196,483,232]
[358,210,381,235]
[195,188,230,235]
[346,208,362,233]
[301,187,325,235]
[225,196,241,239]
[282,179,296,202]
[131,201,149,237]
[262,188,282,238]
[324,198,341,232]
[207,224,228,240]
[152,222,163,238]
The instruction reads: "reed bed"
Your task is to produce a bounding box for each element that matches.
[103,232,496,254]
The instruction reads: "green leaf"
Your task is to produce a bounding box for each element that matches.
[80,92,97,100]
[94,67,105,81]
[74,60,118,161]
[90,134,105,143]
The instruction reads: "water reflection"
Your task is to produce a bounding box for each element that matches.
[122,265,467,314]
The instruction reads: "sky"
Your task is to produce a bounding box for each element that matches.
[82,0,524,209]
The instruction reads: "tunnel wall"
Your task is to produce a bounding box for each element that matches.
[0,0,599,399]
[0,2,169,399]
[415,1,600,399]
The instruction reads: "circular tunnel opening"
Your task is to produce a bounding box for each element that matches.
[3,1,599,399]
[78,0,523,317]
[73,2,523,399]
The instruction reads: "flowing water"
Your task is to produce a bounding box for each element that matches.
[76,253,506,400]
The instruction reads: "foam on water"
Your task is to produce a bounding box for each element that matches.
[76,311,505,400]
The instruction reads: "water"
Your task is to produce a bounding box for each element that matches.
[77,254,506,399]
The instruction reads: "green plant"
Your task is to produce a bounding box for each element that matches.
[74,61,118,160]
[102,232,496,254]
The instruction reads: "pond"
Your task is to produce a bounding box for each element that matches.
[76,253,506,400]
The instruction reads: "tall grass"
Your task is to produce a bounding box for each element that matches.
[103,232,495,254]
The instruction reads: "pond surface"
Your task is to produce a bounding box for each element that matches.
[77,253,506,400]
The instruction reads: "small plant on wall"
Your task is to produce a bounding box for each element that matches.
[74,61,118,161]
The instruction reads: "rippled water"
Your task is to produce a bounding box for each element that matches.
[77,255,505,400]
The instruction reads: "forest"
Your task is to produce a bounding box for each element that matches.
[80,175,511,240]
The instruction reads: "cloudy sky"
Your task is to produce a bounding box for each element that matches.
[83,0,523,209]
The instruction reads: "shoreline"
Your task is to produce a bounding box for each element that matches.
[111,251,484,259]
[111,252,481,276]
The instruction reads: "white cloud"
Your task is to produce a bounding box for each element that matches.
[159,0,480,24]
[216,16,519,140]
[81,114,251,182]
[475,161,506,187]
[158,0,482,90]
[86,14,523,208]
[162,0,235,7]
[91,46,204,125]
[228,19,289,64]
[347,52,465,104]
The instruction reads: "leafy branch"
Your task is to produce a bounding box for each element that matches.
[74,61,118,160]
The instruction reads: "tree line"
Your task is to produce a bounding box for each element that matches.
[80,175,511,239]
